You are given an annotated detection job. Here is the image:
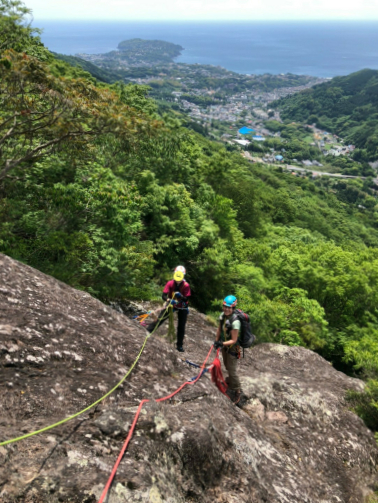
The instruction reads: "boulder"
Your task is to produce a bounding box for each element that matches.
[0,252,377,503]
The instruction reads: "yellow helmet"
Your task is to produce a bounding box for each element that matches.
[173,270,185,282]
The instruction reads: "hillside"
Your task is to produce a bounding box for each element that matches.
[274,69,378,161]
[1,252,377,503]
[52,53,128,84]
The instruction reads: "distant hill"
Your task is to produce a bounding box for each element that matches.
[117,38,183,63]
[274,69,378,161]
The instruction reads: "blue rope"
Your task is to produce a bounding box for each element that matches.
[183,358,203,369]
[181,359,210,381]
[188,368,208,382]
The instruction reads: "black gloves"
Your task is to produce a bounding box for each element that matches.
[214,340,223,349]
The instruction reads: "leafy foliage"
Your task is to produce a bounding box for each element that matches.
[347,380,378,432]
[0,0,38,52]
[0,49,162,181]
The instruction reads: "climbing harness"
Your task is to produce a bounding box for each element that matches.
[0,304,171,447]
[97,345,219,503]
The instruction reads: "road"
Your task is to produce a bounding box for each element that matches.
[285,165,364,180]
[242,153,378,184]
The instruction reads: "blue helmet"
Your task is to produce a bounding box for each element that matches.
[223,295,237,308]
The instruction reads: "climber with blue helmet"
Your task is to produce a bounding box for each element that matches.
[146,266,191,352]
[214,295,242,404]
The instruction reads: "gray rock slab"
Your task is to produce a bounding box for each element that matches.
[0,252,377,503]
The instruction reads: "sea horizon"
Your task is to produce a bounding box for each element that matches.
[35,20,378,78]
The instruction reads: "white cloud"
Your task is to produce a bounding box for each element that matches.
[28,0,378,20]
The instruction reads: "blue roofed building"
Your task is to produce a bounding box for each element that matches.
[275,155,284,162]
[252,135,266,142]
[238,126,255,135]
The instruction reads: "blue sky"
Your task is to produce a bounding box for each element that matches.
[28,0,378,21]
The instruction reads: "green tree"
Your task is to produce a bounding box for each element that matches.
[0,0,39,53]
[0,50,162,182]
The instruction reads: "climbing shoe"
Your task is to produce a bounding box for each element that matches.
[226,388,235,400]
[233,390,241,405]
[236,393,247,409]
[177,346,184,352]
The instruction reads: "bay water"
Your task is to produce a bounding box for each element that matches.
[36,20,378,78]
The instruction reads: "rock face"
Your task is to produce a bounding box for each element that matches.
[0,252,377,503]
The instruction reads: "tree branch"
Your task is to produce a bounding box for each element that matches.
[0,135,70,181]
[0,116,17,147]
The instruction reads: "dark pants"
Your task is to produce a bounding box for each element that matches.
[221,348,241,391]
[147,308,188,347]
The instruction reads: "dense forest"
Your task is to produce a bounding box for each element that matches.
[2,0,378,431]
[273,69,378,162]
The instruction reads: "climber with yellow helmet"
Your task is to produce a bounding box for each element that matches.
[147,266,191,352]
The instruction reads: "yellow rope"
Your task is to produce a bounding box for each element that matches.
[167,303,176,343]
[0,304,169,446]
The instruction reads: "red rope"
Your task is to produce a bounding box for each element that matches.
[98,345,215,503]
[210,348,229,396]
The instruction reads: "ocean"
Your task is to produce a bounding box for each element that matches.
[36,20,378,78]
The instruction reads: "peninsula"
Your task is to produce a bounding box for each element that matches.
[77,38,183,68]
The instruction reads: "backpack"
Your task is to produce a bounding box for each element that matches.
[223,309,256,349]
